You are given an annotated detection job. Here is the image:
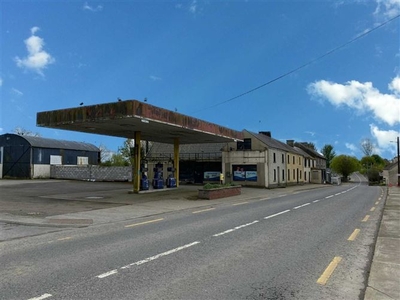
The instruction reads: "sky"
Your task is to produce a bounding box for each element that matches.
[1,0,399,160]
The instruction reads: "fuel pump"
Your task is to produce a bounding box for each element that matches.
[152,163,164,189]
[140,160,149,191]
[166,166,177,188]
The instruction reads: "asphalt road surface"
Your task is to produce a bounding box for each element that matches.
[0,177,384,300]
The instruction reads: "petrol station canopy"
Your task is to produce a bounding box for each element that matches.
[36,100,244,144]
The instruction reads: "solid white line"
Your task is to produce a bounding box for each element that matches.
[121,241,200,269]
[213,220,259,237]
[264,209,290,219]
[28,294,52,300]
[97,269,118,278]
[313,200,320,203]
[325,195,334,199]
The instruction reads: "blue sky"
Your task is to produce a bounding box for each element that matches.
[1,0,399,159]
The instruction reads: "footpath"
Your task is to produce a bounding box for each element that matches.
[364,186,400,300]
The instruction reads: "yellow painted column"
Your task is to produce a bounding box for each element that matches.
[133,131,141,193]
[174,138,179,187]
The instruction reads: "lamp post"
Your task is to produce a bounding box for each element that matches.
[397,136,400,186]
[390,136,400,186]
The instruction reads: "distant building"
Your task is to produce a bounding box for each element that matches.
[0,133,99,179]
[382,158,399,186]
[222,130,306,188]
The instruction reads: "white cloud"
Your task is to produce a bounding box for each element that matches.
[370,124,399,156]
[189,0,197,13]
[345,143,358,152]
[11,88,23,96]
[83,2,103,12]
[389,76,400,94]
[374,0,400,19]
[15,27,55,76]
[308,76,400,126]
[31,26,40,35]
[150,75,162,81]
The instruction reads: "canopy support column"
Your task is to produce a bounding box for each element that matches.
[133,131,141,193]
[174,138,179,187]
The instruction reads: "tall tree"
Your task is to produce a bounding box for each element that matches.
[361,138,374,156]
[302,142,317,151]
[13,127,40,137]
[321,144,336,168]
[330,155,360,181]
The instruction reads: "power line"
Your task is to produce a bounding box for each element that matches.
[191,14,400,114]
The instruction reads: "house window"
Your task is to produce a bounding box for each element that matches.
[293,169,295,179]
[305,171,307,181]
[299,157,301,165]
[293,156,295,164]
[237,138,252,150]
[288,155,290,164]
[300,171,302,180]
[282,169,285,181]
[273,152,276,163]
[274,169,276,182]
[282,154,284,163]
[288,170,290,181]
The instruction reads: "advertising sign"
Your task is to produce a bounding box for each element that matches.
[232,165,257,181]
[204,171,220,181]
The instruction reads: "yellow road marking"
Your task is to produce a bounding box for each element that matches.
[362,215,370,222]
[57,236,72,241]
[125,218,164,228]
[370,207,376,212]
[348,229,360,241]
[317,256,342,285]
[233,202,249,206]
[192,208,215,214]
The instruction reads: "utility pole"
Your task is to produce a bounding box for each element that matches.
[397,136,400,186]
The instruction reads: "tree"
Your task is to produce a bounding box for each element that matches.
[361,138,374,156]
[101,153,130,166]
[98,143,114,163]
[330,155,360,181]
[321,144,336,168]
[13,127,40,137]
[302,142,317,151]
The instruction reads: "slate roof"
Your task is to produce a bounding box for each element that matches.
[295,142,326,160]
[246,130,302,155]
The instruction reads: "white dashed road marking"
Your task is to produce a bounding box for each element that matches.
[264,210,290,220]
[28,294,52,300]
[97,269,118,279]
[121,241,200,269]
[213,221,259,237]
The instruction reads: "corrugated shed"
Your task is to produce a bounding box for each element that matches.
[1,134,99,152]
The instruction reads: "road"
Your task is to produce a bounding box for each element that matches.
[0,177,384,300]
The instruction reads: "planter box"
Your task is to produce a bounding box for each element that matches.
[198,185,241,200]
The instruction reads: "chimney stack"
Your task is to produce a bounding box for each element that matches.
[259,131,271,137]
[286,140,294,147]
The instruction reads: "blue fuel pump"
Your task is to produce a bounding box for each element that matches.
[166,166,177,188]
[140,160,149,191]
[152,163,164,189]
